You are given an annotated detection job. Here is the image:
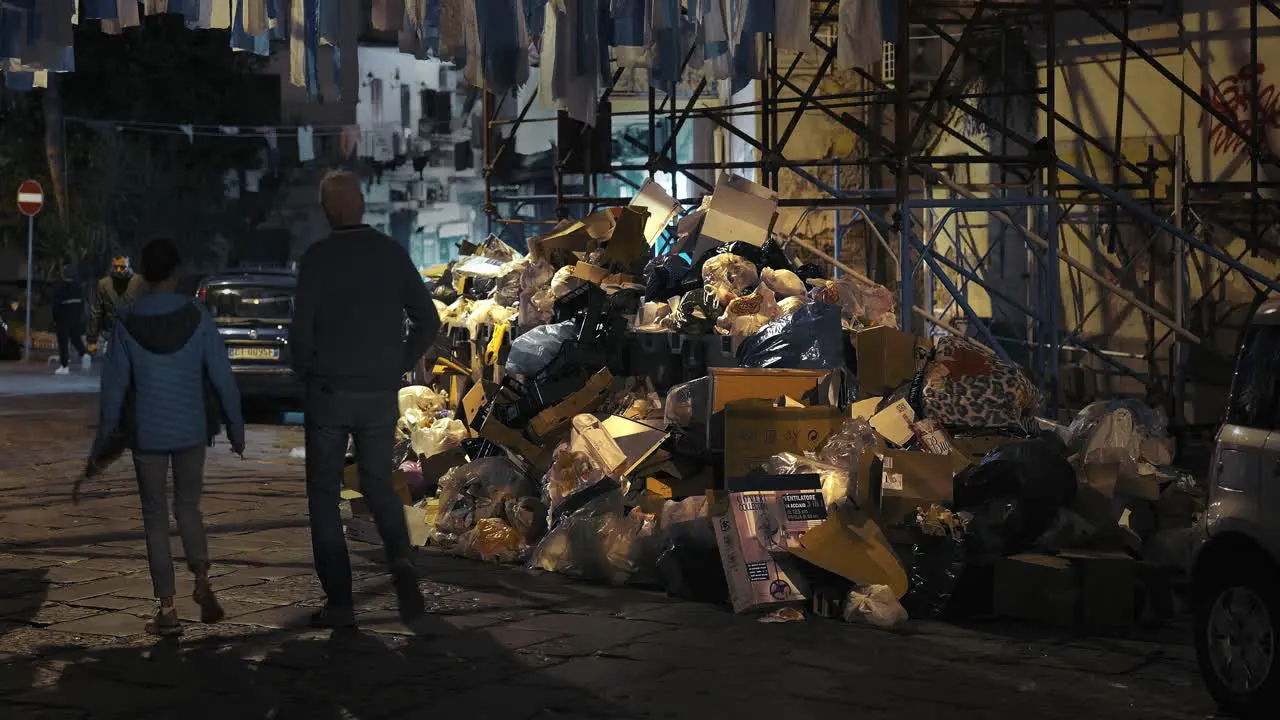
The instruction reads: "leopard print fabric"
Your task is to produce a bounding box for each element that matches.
[921,336,1041,429]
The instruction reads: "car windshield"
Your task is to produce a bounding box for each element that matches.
[1226,320,1280,428]
[205,284,293,323]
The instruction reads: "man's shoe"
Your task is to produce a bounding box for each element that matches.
[53,366,70,376]
[394,568,425,623]
[310,605,356,629]
[192,578,225,624]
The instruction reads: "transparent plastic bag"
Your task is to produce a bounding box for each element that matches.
[843,584,909,628]
[663,376,710,429]
[435,458,536,538]
[542,443,606,516]
[763,452,850,510]
[456,517,528,563]
[529,492,658,585]
[505,320,578,376]
[1064,400,1170,461]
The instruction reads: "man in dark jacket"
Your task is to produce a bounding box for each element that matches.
[51,264,90,375]
[88,255,145,354]
[290,170,440,628]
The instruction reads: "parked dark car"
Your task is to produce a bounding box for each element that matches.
[197,268,299,408]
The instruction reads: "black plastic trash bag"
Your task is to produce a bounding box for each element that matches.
[794,263,827,283]
[952,434,1076,555]
[759,237,794,271]
[736,303,843,369]
[644,253,691,302]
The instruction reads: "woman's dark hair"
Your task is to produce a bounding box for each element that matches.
[140,238,181,284]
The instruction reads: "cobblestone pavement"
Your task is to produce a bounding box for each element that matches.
[0,394,1217,720]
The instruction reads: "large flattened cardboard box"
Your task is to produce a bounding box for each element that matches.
[723,398,846,479]
[712,474,828,614]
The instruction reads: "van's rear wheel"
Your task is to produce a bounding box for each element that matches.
[1195,555,1280,719]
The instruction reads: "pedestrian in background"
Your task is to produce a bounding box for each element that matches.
[90,238,246,636]
[51,264,91,375]
[290,170,440,629]
[88,254,144,356]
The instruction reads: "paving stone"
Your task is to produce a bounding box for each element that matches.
[44,612,151,639]
[223,605,315,630]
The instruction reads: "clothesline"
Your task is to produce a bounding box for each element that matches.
[63,115,356,138]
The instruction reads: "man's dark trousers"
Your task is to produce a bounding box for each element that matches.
[304,385,412,609]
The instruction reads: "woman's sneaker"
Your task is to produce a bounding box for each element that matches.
[145,606,183,636]
[53,366,70,376]
[193,578,225,624]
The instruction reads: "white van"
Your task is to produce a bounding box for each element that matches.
[1193,298,1280,718]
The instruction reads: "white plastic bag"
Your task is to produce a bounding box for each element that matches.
[843,584,909,628]
[410,417,467,458]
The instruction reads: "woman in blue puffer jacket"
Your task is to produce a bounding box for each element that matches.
[89,237,247,636]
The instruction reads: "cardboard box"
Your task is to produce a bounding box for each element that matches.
[528,368,614,438]
[876,450,956,527]
[646,472,714,500]
[723,399,846,479]
[698,172,779,247]
[870,399,916,447]
[711,475,828,613]
[629,178,682,246]
[699,367,835,449]
[855,326,920,396]
[788,505,908,597]
[1060,550,1136,634]
[342,464,412,506]
[994,552,1136,634]
[993,554,1079,628]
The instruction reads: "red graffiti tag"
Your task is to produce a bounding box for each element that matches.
[1200,63,1280,157]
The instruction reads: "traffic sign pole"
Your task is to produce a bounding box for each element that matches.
[16,179,44,364]
[24,215,32,363]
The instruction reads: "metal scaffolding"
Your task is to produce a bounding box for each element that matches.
[481,0,1280,421]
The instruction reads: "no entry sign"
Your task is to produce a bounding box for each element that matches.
[17,179,43,217]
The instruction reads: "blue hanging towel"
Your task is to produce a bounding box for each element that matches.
[304,0,320,97]
[80,0,118,21]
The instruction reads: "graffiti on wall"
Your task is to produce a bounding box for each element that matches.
[1200,62,1280,158]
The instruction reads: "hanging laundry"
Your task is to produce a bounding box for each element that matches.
[179,124,195,142]
[244,169,263,193]
[297,125,315,162]
[81,0,119,20]
[459,0,480,88]
[773,0,808,52]
[438,0,467,62]
[694,0,733,81]
[289,0,306,87]
[143,1,168,13]
[209,0,232,28]
[242,0,268,34]
[372,0,405,32]
[740,0,773,35]
[340,124,360,158]
[612,0,648,70]
[551,0,603,126]
[220,125,241,135]
[837,0,883,72]
[117,0,141,27]
[259,126,278,151]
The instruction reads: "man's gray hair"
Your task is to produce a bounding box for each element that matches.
[319,170,365,227]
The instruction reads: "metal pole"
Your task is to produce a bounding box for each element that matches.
[24,214,33,364]
[1172,135,1186,424]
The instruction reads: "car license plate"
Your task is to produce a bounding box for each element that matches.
[228,347,279,361]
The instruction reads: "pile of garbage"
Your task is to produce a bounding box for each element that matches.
[338,173,1203,636]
